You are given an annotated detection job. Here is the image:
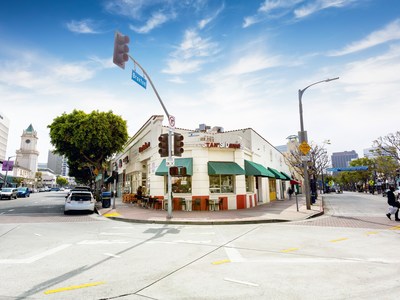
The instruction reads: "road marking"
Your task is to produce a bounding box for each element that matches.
[173,240,211,244]
[281,247,299,253]
[44,281,105,294]
[8,209,14,212]
[212,259,230,265]
[104,253,121,258]
[330,238,348,243]
[365,231,378,235]
[34,233,42,236]
[225,246,244,262]
[0,244,71,264]
[224,278,259,287]
[389,225,400,230]
[78,240,129,245]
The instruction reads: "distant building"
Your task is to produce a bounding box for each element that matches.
[331,150,359,169]
[47,151,69,176]
[363,147,392,158]
[0,111,10,161]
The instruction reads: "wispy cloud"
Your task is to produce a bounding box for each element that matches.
[243,0,356,28]
[294,0,357,19]
[198,4,224,29]
[162,29,219,75]
[222,53,281,76]
[129,11,174,34]
[66,19,100,34]
[329,19,400,56]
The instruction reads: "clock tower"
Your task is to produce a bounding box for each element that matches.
[16,124,39,174]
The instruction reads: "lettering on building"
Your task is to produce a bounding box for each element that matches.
[203,142,242,149]
[139,142,150,153]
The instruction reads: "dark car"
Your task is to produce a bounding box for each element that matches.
[17,187,31,198]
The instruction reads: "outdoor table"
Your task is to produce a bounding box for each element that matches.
[184,198,192,211]
[209,198,219,211]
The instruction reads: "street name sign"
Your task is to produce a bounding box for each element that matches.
[131,70,147,89]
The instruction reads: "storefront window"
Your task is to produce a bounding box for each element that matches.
[168,176,192,193]
[245,176,254,192]
[209,175,234,193]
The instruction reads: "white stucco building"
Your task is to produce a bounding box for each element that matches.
[108,115,294,211]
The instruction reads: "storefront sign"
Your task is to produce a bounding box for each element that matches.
[203,142,241,149]
[139,142,150,153]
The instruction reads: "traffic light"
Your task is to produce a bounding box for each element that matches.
[158,133,169,157]
[173,133,184,157]
[113,31,130,69]
[169,167,179,176]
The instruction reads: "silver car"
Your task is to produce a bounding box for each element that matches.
[0,188,18,200]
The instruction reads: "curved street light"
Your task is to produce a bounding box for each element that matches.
[298,77,339,210]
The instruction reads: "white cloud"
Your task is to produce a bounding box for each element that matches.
[66,19,99,34]
[162,29,219,75]
[222,53,281,76]
[294,0,355,19]
[329,19,400,56]
[129,12,172,34]
[198,4,224,30]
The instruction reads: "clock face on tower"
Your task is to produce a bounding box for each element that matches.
[25,139,31,144]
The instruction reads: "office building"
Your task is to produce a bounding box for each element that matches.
[331,150,359,169]
[0,112,10,161]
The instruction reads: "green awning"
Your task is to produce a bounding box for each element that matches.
[208,161,245,175]
[267,167,286,180]
[280,171,292,181]
[156,158,193,176]
[244,160,275,177]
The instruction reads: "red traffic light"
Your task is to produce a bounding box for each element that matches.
[113,31,130,69]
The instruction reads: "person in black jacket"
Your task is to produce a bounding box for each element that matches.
[386,186,400,221]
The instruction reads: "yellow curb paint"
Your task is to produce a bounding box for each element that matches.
[212,259,231,265]
[281,248,299,253]
[103,212,121,217]
[44,281,105,295]
[330,238,348,243]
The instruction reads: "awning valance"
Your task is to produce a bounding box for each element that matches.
[280,171,292,181]
[208,161,245,175]
[290,179,301,185]
[244,160,275,177]
[267,167,286,180]
[155,158,193,176]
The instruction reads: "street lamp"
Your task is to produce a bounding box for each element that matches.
[3,156,16,188]
[298,77,339,210]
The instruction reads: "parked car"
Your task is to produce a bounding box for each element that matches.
[17,187,31,198]
[0,188,18,200]
[64,190,95,214]
[51,187,60,191]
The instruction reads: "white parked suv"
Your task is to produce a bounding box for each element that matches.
[0,188,18,200]
[64,190,95,214]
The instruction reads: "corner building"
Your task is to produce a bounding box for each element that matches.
[111,115,293,210]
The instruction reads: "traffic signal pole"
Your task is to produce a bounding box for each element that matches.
[127,55,174,219]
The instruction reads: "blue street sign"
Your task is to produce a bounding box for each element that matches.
[132,70,147,89]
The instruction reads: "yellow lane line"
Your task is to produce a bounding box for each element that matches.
[281,248,299,253]
[330,238,348,243]
[389,225,400,230]
[366,231,379,235]
[212,259,231,265]
[44,281,105,295]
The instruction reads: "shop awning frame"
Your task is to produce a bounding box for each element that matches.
[267,167,286,180]
[155,158,193,176]
[244,160,275,177]
[280,171,292,181]
[208,161,245,175]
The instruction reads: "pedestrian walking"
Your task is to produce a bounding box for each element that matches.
[288,187,293,199]
[386,186,400,221]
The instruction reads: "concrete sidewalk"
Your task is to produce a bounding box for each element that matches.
[96,195,324,225]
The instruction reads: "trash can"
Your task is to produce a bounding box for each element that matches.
[102,191,111,208]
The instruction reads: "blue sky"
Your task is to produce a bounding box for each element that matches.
[1,0,399,163]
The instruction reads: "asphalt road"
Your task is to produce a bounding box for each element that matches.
[0,191,399,300]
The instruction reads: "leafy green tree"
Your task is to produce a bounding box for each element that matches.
[56,176,68,186]
[48,110,129,184]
